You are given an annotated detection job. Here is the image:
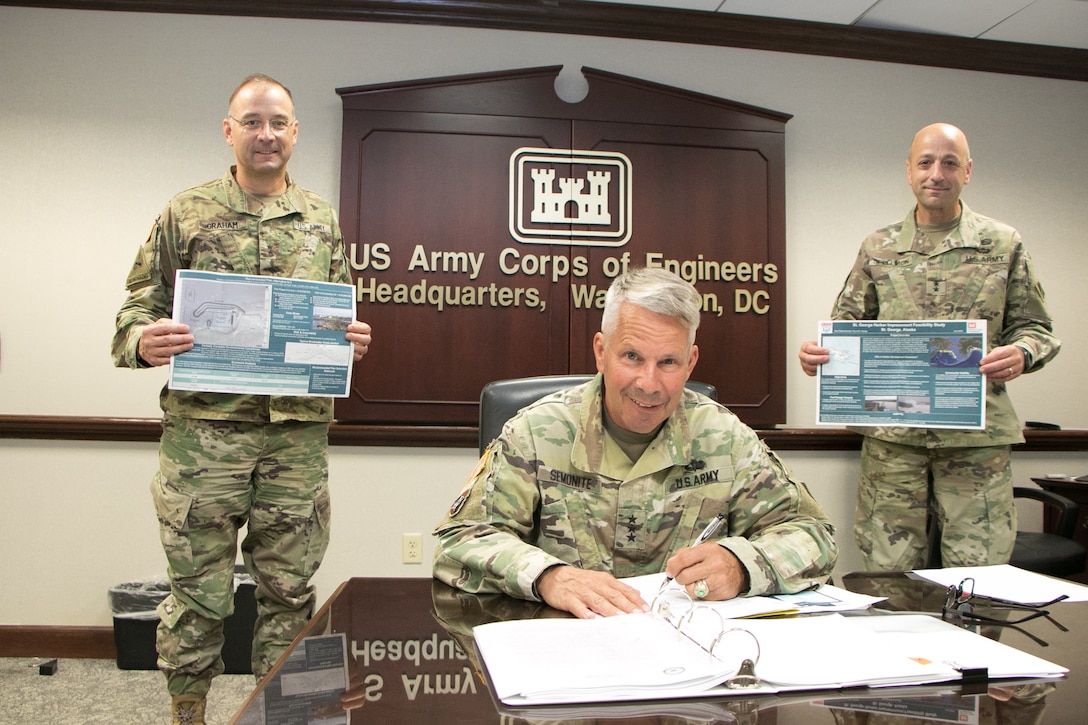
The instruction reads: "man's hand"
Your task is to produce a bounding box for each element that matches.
[535,566,649,619]
[346,321,372,361]
[663,543,749,601]
[798,340,828,377]
[979,344,1025,383]
[137,319,193,366]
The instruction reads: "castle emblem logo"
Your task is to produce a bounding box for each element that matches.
[509,147,632,246]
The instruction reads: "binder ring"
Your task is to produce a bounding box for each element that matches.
[649,594,762,687]
[650,587,694,619]
[710,628,763,689]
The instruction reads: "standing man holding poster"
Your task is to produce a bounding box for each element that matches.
[798,123,1059,572]
[112,74,372,725]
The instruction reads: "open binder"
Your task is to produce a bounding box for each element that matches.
[472,606,1067,706]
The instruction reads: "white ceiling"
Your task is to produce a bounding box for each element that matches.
[583,0,1088,50]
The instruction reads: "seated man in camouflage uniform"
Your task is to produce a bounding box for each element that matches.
[434,267,837,619]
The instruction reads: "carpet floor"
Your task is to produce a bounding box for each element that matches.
[0,657,254,724]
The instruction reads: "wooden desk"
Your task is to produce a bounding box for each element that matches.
[231,576,1087,724]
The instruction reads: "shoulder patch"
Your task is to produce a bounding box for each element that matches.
[125,240,155,290]
[449,444,495,516]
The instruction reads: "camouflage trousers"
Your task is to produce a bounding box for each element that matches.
[854,438,1015,572]
[152,415,332,697]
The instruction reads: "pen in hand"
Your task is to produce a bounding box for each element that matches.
[658,513,726,593]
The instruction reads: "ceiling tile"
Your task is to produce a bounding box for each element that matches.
[716,0,877,25]
[979,0,1088,49]
[580,0,1088,49]
[855,0,1035,38]
[580,0,724,11]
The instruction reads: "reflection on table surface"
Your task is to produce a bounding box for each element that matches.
[231,573,1087,724]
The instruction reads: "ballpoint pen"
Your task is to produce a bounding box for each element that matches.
[658,512,727,593]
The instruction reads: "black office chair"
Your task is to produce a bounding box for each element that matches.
[478,375,718,454]
[927,486,1086,579]
[1009,486,1087,579]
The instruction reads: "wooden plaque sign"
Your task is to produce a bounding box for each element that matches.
[335,67,788,427]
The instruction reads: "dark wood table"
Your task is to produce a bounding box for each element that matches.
[231,574,1087,724]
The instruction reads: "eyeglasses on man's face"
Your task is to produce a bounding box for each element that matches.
[229,116,294,134]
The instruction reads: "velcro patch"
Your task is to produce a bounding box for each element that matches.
[450,445,493,516]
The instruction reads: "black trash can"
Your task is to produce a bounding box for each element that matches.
[109,568,257,673]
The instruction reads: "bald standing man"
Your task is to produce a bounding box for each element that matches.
[798,123,1059,572]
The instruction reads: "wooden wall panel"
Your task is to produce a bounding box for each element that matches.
[339,111,573,422]
[336,67,787,425]
[569,122,785,420]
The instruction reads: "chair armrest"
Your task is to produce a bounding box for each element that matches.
[1014,486,1080,539]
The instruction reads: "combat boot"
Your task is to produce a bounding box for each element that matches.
[170,694,206,725]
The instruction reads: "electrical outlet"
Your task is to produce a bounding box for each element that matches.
[402,533,423,564]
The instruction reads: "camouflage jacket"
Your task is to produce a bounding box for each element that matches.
[433,375,838,601]
[831,203,1060,448]
[112,168,350,422]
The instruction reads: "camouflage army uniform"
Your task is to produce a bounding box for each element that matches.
[112,168,349,697]
[433,375,837,600]
[830,203,1059,571]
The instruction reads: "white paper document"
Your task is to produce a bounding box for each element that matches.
[473,611,1067,706]
[816,319,987,429]
[622,573,886,617]
[235,633,349,725]
[913,564,1088,604]
[170,269,356,397]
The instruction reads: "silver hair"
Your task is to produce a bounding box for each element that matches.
[600,267,701,346]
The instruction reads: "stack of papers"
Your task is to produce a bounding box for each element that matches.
[473,579,1068,706]
[623,573,886,617]
[913,564,1088,603]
